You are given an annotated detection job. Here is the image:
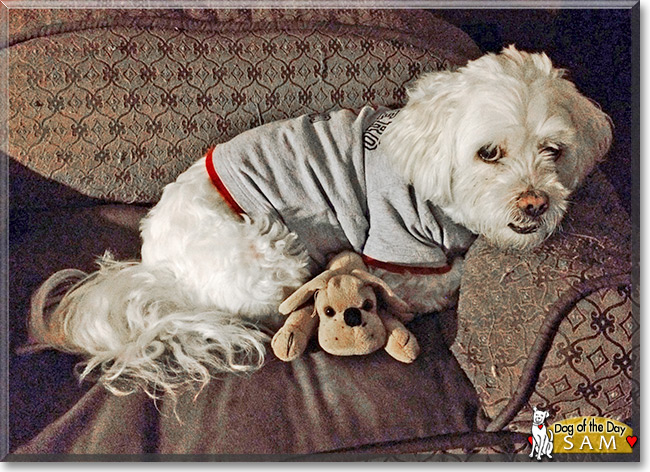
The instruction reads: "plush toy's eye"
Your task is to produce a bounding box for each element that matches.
[477,145,502,163]
[540,144,563,161]
[362,299,373,311]
[324,307,335,317]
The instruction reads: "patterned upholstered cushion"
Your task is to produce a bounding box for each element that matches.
[7,8,480,208]
[506,285,638,433]
[452,170,636,431]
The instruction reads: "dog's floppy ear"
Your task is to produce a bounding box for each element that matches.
[499,45,612,188]
[279,268,343,315]
[379,70,463,206]
[558,82,613,189]
[351,269,409,314]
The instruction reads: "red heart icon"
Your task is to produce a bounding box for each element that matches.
[626,436,637,448]
[528,436,533,445]
[538,425,543,429]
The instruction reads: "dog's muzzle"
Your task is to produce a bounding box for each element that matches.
[508,222,540,234]
[516,189,549,219]
[509,190,549,234]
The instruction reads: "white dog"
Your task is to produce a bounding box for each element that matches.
[530,407,554,460]
[27,46,612,399]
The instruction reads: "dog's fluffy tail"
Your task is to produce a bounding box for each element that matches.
[24,253,267,399]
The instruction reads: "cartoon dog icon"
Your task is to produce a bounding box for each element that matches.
[530,407,554,460]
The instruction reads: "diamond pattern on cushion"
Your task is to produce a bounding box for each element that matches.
[507,286,637,432]
[7,8,480,207]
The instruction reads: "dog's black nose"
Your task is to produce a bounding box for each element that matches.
[517,190,549,218]
[343,307,362,327]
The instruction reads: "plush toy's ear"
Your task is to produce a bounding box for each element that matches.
[351,269,409,314]
[279,269,343,315]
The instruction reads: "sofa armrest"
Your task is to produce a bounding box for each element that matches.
[451,169,635,431]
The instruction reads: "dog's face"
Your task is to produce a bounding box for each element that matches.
[532,407,550,426]
[314,274,387,356]
[382,46,612,249]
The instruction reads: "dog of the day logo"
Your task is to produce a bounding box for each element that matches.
[528,410,637,459]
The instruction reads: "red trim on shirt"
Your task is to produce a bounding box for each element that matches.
[361,255,452,275]
[206,147,452,275]
[205,148,245,215]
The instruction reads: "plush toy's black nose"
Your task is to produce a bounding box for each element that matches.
[343,307,362,327]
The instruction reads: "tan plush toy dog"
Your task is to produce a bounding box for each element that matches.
[272,252,420,363]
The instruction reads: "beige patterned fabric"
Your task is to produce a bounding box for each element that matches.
[506,285,637,432]
[452,170,635,431]
[8,8,479,54]
[7,8,480,207]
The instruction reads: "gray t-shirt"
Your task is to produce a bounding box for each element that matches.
[209,106,476,272]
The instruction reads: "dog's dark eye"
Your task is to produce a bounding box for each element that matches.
[324,307,335,317]
[362,299,373,311]
[540,145,562,161]
[477,145,501,163]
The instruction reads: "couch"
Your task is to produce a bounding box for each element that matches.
[3,7,636,460]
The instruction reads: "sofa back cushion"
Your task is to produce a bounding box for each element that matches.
[7,9,480,208]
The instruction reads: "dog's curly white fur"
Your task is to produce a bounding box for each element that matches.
[383,46,611,249]
[29,46,611,398]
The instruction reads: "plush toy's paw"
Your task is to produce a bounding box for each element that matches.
[271,326,310,362]
[385,327,420,363]
[271,328,308,362]
[272,304,317,362]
